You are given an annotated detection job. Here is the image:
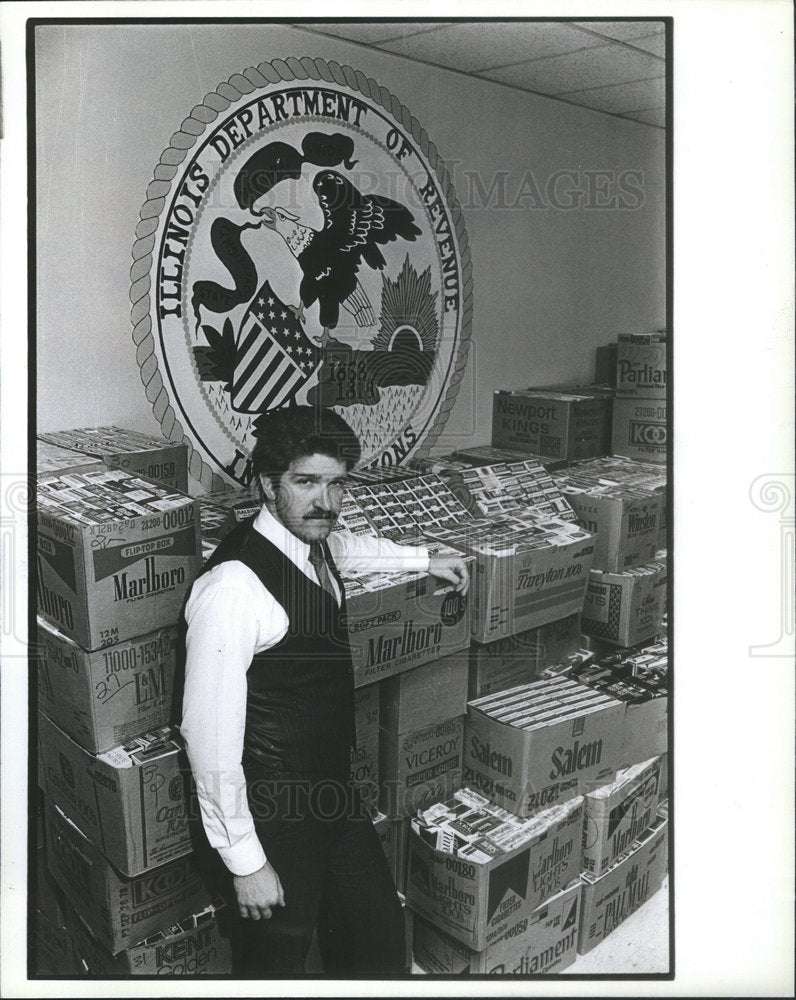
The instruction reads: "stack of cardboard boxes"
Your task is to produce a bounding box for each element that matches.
[611,334,667,466]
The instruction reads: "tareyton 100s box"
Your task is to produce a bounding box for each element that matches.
[36,468,201,651]
[492,389,611,460]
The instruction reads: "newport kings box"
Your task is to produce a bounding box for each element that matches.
[492,390,610,461]
[379,716,464,818]
[38,712,193,876]
[36,469,201,650]
[412,879,581,974]
[615,341,667,399]
[45,801,211,956]
[406,796,583,951]
[612,398,667,464]
[556,490,662,573]
[582,556,667,648]
[36,617,178,754]
[578,816,668,954]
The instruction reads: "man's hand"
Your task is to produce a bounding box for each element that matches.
[428,554,470,595]
[233,861,285,920]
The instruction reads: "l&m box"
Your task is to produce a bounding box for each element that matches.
[36,468,201,650]
[412,879,581,975]
[379,716,464,819]
[612,398,667,464]
[36,617,178,754]
[45,801,211,955]
[581,555,667,648]
[38,426,189,491]
[492,390,611,461]
[38,713,194,876]
[615,340,667,399]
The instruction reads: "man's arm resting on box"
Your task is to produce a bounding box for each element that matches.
[329,531,469,594]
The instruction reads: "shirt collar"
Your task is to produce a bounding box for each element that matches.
[252,504,311,565]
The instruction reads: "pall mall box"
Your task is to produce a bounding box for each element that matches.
[45,801,212,956]
[492,389,611,461]
[379,716,464,818]
[412,879,581,974]
[38,426,189,491]
[36,468,201,651]
[612,398,667,465]
[581,555,667,648]
[38,712,194,876]
[36,617,179,754]
[406,788,583,951]
[615,339,667,399]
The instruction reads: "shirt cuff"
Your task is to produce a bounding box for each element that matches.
[397,544,430,572]
[216,831,268,877]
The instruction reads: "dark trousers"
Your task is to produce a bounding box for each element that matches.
[234,772,405,977]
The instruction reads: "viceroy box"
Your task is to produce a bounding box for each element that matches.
[379,716,464,819]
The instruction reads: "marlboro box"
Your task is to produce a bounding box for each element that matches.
[380,650,470,733]
[38,426,189,491]
[36,617,178,754]
[36,468,201,651]
[615,340,667,399]
[406,788,583,950]
[38,712,193,876]
[582,756,661,876]
[578,815,668,954]
[45,800,211,955]
[612,398,667,464]
[351,682,380,813]
[37,440,103,478]
[379,716,464,819]
[464,679,624,818]
[492,389,610,461]
[412,879,581,974]
[66,896,232,975]
[582,555,667,648]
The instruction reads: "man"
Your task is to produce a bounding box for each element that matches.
[181,406,468,976]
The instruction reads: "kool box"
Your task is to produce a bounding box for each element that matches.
[612,398,667,464]
[412,879,581,974]
[38,713,193,876]
[492,389,610,461]
[581,555,667,648]
[379,716,464,818]
[36,468,201,650]
[36,617,178,754]
[45,801,211,955]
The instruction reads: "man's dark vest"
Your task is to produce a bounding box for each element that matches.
[197,517,355,781]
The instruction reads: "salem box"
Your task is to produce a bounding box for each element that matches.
[612,398,667,464]
[36,617,178,754]
[492,390,610,461]
[379,716,464,818]
[615,341,667,399]
[412,879,581,974]
[38,712,194,876]
[582,556,667,648]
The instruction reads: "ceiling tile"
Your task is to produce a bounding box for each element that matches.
[622,107,666,127]
[298,21,454,45]
[481,43,662,95]
[573,20,665,42]
[561,77,666,115]
[375,21,608,72]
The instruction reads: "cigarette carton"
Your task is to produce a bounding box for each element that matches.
[379,716,464,819]
[582,756,661,876]
[612,398,667,464]
[36,469,201,650]
[36,617,178,754]
[45,800,211,955]
[582,556,667,648]
[38,712,194,876]
[464,681,624,818]
[578,816,668,954]
[492,390,611,461]
[380,650,470,733]
[615,341,667,399]
[406,794,583,950]
[449,460,576,521]
[412,879,581,974]
[38,426,189,491]
[37,440,103,478]
[65,895,232,975]
[351,683,380,813]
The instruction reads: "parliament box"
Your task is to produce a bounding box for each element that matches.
[380,650,470,733]
[36,617,178,754]
[492,390,610,461]
[38,712,193,876]
[379,716,464,819]
[36,468,201,651]
[412,879,581,974]
[581,556,667,648]
[612,398,667,464]
[557,490,662,573]
[45,801,211,956]
[615,340,667,399]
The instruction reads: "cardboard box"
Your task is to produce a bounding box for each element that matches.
[492,390,611,461]
[38,426,189,491]
[581,556,667,648]
[374,813,411,894]
[612,398,667,464]
[578,816,668,954]
[615,341,667,399]
[36,617,179,754]
[379,716,464,818]
[406,791,583,950]
[582,756,662,876]
[38,712,194,876]
[45,801,212,955]
[351,683,380,813]
[464,680,625,818]
[380,650,470,733]
[36,907,76,976]
[468,614,582,699]
[66,896,232,975]
[622,695,668,769]
[36,468,201,651]
[412,879,581,974]
[557,489,662,573]
[37,440,103,478]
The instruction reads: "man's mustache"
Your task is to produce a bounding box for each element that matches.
[304,510,336,520]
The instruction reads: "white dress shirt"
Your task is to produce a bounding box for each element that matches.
[180,505,429,876]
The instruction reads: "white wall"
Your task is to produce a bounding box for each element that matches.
[35,21,665,462]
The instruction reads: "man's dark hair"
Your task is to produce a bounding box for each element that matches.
[251,406,362,491]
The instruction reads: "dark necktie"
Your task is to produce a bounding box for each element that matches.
[308,540,337,602]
